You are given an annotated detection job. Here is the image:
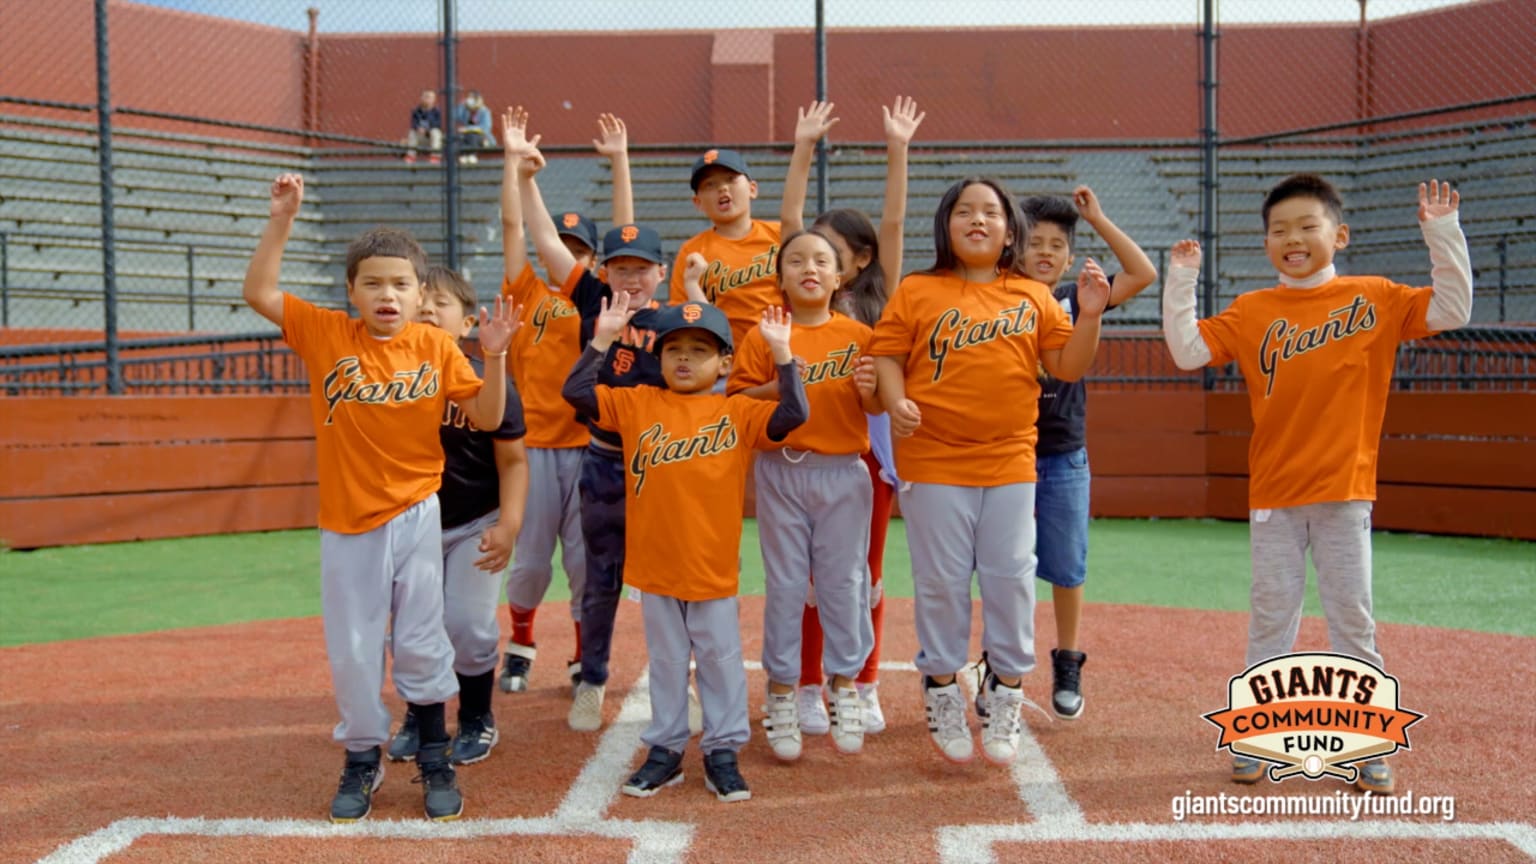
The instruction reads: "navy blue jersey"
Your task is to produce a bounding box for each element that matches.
[1036,276,1118,456]
[439,352,527,529]
[572,270,667,448]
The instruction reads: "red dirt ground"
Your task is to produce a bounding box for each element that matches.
[2,599,1532,864]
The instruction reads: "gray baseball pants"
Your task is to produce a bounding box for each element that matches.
[640,593,750,755]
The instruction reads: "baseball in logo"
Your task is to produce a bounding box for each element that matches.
[621,225,640,243]
[682,303,703,323]
[1203,652,1423,784]
[562,213,580,229]
[703,149,719,164]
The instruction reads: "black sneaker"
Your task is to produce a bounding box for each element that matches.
[330,747,383,823]
[621,745,685,798]
[414,741,464,821]
[1051,649,1087,720]
[702,750,751,803]
[500,643,535,693]
[451,712,499,765]
[387,711,419,762]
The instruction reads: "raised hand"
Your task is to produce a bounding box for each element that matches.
[592,113,628,159]
[759,305,794,360]
[501,106,541,159]
[593,291,637,348]
[269,173,304,219]
[794,100,839,147]
[853,355,877,399]
[883,95,925,145]
[1170,238,1202,270]
[890,398,922,437]
[1073,185,1105,224]
[1076,257,1111,316]
[477,295,522,356]
[1418,179,1459,222]
[683,252,708,289]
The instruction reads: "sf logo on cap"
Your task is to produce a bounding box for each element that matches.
[562,213,580,229]
[621,225,640,243]
[702,149,719,165]
[682,303,704,323]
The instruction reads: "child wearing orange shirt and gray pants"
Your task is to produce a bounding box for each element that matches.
[1162,174,1472,795]
[563,297,807,803]
[241,173,516,823]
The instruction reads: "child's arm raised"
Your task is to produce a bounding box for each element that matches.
[242,173,303,326]
[1074,185,1158,306]
[877,96,924,289]
[759,307,810,441]
[454,296,521,430]
[1161,240,1212,370]
[594,113,633,226]
[680,252,711,303]
[499,107,534,281]
[1418,179,1473,331]
[477,437,529,573]
[779,101,839,234]
[1041,258,1109,381]
[561,292,638,418]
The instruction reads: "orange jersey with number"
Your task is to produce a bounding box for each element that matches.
[501,262,587,449]
[869,271,1072,486]
[728,312,871,455]
[592,386,778,601]
[669,219,782,349]
[1198,275,1436,509]
[281,293,483,534]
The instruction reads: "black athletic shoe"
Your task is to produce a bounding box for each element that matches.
[702,750,751,803]
[451,712,499,765]
[414,741,464,821]
[621,745,685,798]
[387,711,419,762]
[1051,649,1087,720]
[500,643,535,693]
[330,747,383,823]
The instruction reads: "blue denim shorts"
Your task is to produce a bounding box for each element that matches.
[1035,446,1090,588]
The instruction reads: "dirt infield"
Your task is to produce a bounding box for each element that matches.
[3,600,1532,864]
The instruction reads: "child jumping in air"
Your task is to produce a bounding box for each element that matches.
[1161,175,1472,793]
[870,176,1110,766]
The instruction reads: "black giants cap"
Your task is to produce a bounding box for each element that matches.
[654,301,733,353]
[555,211,598,252]
[689,148,752,191]
[600,224,665,265]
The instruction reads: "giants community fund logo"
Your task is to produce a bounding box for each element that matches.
[1203,652,1423,783]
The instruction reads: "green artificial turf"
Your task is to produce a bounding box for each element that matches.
[1,519,1530,646]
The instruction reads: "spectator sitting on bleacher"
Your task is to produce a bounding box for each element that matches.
[456,90,495,164]
[405,90,444,165]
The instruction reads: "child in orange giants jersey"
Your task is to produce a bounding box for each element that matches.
[728,229,884,760]
[497,109,634,695]
[387,266,528,769]
[1161,175,1472,794]
[564,295,809,803]
[776,96,924,737]
[870,177,1110,767]
[241,173,516,822]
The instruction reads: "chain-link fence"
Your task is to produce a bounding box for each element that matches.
[1,0,1531,393]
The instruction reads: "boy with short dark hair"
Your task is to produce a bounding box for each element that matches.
[1020,186,1157,721]
[1162,174,1472,794]
[562,297,808,803]
[386,265,529,768]
[241,173,515,823]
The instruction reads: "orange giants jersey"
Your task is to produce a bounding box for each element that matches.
[592,385,778,601]
[670,219,782,349]
[1198,275,1437,509]
[501,262,587,449]
[728,312,871,455]
[869,270,1072,486]
[281,293,483,534]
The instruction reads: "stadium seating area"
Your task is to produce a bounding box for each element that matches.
[1,113,1530,334]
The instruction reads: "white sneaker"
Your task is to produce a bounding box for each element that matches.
[922,679,973,763]
[796,685,830,735]
[828,686,865,755]
[761,690,802,761]
[979,678,1026,766]
[857,681,886,734]
[687,684,703,736]
[568,682,605,732]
